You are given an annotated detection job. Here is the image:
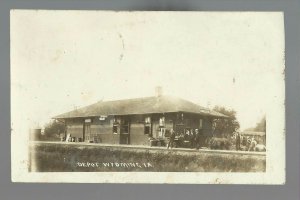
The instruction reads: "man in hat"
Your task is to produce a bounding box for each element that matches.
[167,129,176,149]
[189,129,195,149]
[194,129,200,150]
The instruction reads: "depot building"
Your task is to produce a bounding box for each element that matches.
[54,88,227,145]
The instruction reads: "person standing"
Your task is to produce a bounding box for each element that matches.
[190,129,195,149]
[184,130,190,148]
[248,137,257,151]
[194,129,200,150]
[167,129,176,149]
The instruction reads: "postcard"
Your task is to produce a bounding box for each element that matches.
[11,10,285,184]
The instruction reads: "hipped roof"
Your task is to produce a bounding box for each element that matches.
[241,131,266,136]
[53,95,228,119]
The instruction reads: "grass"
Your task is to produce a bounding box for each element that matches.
[29,143,266,172]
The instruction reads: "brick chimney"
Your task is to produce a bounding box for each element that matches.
[155,86,163,97]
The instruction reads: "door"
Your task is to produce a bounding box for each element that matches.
[84,119,92,142]
[120,118,130,144]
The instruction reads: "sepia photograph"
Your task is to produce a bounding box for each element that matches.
[11,10,285,184]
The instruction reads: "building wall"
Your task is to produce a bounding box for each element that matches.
[89,116,119,144]
[128,115,150,145]
[202,117,213,136]
[65,116,120,144]
[66,118,84,138]
[172,113,213,135]
[151,113,175,138]
[64,113,215,145]
[65,115,151,145]
[130,123,149,145]
[150,113,214,138]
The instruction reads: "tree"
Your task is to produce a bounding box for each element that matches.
[212,106,240,136]
[44,120,65,137]
[245,116,266,132]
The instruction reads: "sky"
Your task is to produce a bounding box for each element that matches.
[11,11,285,130]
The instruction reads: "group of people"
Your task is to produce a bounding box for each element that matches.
[167,128,202,149]
[235,132,260,151]
[167,129,265,152]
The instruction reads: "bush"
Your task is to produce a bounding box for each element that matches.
[208,137,231,150]
[44,120,65,138]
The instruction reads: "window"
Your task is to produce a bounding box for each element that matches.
[84,124,91,141]
[144,116,152,135]
[177,113,184,123]
[144,126,151,135]
[113,117,117,123]
[158,128,165,138]
[113,125,118,134]
[112,116,119,134]
[120,118,129,134]
[99,115,107,121]
[85,119,92,123]
[159,117,165,127]
[145,117,151,124]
